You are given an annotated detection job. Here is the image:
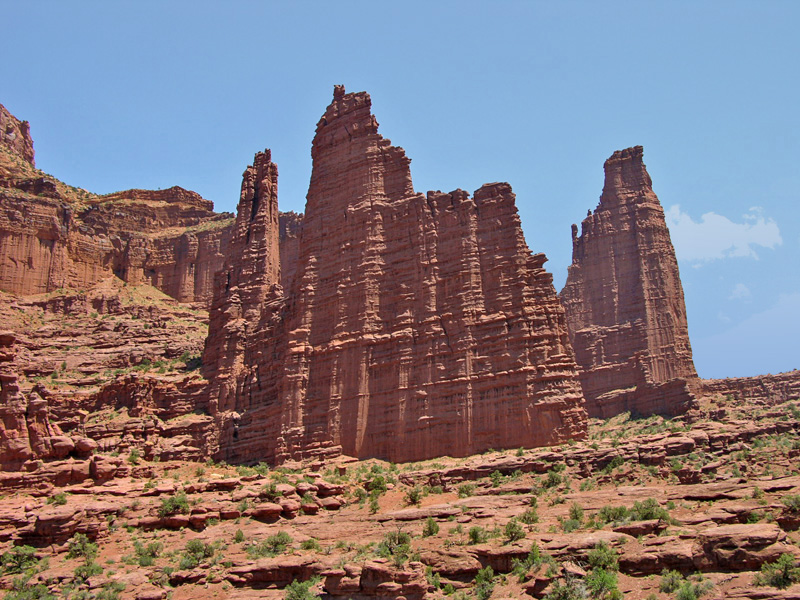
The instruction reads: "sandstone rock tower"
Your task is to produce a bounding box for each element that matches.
[560,146,698,418]
[204,86,587,464]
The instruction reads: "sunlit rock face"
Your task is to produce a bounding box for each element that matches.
[560,146,698,418]
[204,86,587,464]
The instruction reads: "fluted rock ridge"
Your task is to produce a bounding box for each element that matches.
[205,86,587,464]
[560,146,698,418]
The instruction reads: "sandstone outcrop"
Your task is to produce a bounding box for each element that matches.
[204,86,587,464]
[702,370,800,406]
[0,102,35,165]
[560,146,698,418]
[0,103,234,305]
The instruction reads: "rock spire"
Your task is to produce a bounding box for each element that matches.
[560,146,698,417]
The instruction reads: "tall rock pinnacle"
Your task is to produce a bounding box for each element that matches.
[560,146,698,418]
[0,103,35,166]
[204,86,587,464]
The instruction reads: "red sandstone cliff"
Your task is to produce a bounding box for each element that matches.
[0,104,234,306]
[0,103,35,166]
[205,86,587,464]
[560,146,698,418]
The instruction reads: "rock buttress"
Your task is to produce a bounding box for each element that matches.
[0,103,35,165]
[560,146,698,418]
[209,87,586,464]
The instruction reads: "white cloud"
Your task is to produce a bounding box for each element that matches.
[728,283,751,301]
[665,205,782,263]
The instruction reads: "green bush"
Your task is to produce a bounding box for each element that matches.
[4,578,56,600]
[234,529,245,543]
[468,526,488,545]
[405,486,423,505]
[781,494,800,513]
[0,546,38,575]
[46,492,67,506]
[587,541,618,572]
[158,491,191,518]
[180,540,216,569]
[474,566,495,600]
[457,483,475,498]
[504,519,526,543]
[376,530,412,567]
[519,507,539,524]
[490,470,505,487]
[300,538,322,552]
[659,569,684,593]
[754,553,800,589]
[247,532,293,559]
[133,540,162,567]
[73,559,103,581]
[586,567,623,600]
[543,576,586,600]
[67,533,98,560]
[542,470,563,489]
[284,577,320,600]
[422,516,440,537]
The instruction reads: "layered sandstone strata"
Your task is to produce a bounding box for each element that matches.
[0,103,35,165]
[0,105,234,305]
[560,146,698,418]
[279,211,303,290]
[205,86,587,464]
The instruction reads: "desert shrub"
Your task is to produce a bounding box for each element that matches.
[46,492,67,506]
[781,494,800,513]
[561,518,581,533]
[629,498,671,522]
[490,470,505,487]
[300,538,322,552]
[247,532,292,559]
[542,470,563,489]
[468,526,488,545]
[568,502,584,523]
[585,567,623,600]
[422,516,440,537]
[67,533,98,560]
[587,541,618,572]
[597,505,629,524]
[474,566,495,600]
[127,448,141,465]
[675,578,714,600]
[376,530,412,567]
[234,529,245,543]
[504,519,526,543]
[73,560,103,581]
[132,540,162,567]
[457,483,475,498]
[0,546,38,575]
[405,486,423,505]
[519,507,539,524]
[158,491,191,517]
[659,569,684,593]
[4,578,55,600]
[284,577,321,600]
[511,543,546,582]
[180,540,215,569]
[603,456,625,473]
[543,576,586,600]
[754,553,800,589]
[261,482,280,501]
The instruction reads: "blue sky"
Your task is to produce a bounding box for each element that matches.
[2,1,797,379]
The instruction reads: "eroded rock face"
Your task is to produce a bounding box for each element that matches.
[0,103,35,165]
[0,104,234,305]
[205,86,587,464]
[0,331,72,470]
[560,146,698,418]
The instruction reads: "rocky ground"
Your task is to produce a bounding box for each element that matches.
[1,386,799,600]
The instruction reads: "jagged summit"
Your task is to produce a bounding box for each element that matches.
[561,145,698,418]
[202,88,587,464]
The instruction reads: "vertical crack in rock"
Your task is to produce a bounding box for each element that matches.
[560,146,698,418]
